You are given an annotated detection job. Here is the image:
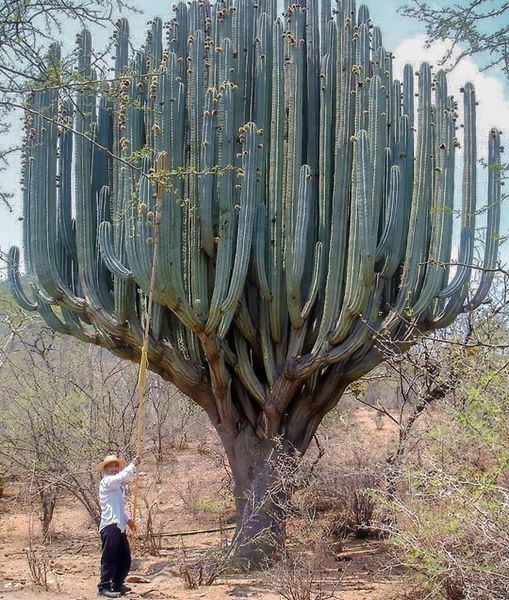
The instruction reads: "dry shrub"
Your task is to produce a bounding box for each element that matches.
[24,547,60,592]
[276,555,340,600]
[177,536,229,589]
[25,498,60,592]
[268,455,347,600]
[302,448,387,539]
[331,470,382,538]
[25,547,48,589]
[177,479,201,518]
[177,541,213,589]
[140,489,168,556]
[383,370,509,600]
[374,410,385,431]
[273,513,342,600]
[385,484,509,600]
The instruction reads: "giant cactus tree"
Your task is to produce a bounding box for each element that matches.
[8,0,502,564]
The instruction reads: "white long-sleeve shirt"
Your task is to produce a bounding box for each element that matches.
[99,462,136,532]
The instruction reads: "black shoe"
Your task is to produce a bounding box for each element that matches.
[112,584,132,595]
[98,590,121,598]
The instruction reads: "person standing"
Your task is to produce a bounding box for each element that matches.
[96,454,140,598]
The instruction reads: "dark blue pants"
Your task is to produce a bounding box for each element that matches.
[98,524,131,592]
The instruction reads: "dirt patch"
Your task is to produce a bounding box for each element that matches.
[0,409,409,599]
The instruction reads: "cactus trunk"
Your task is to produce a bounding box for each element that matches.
[220,424,290,568]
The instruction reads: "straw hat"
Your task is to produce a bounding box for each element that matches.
[97,454,126,472]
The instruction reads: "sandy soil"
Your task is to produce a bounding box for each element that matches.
[0,408,411,600]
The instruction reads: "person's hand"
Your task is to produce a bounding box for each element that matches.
[133,455,141,466]
[127,518,137,532]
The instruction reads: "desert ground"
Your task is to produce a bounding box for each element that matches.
[0,407,413,600]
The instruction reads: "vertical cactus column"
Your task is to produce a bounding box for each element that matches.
[8,0,503,566]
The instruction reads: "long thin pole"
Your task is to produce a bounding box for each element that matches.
[130,153,167,552]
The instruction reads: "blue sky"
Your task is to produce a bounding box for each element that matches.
[1,0,508,262]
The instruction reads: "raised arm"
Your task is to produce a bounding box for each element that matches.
[100,460,137,490]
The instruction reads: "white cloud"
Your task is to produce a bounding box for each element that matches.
[393,34,509,157]
[392,34,509,262]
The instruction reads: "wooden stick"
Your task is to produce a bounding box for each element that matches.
[131,152,167,552]
[141,524,236,539]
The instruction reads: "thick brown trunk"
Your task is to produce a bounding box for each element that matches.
[38,483,57,541]
[218,424,301,569]
[212,379,347,569]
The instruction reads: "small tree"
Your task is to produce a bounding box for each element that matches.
[0,318,138,528]
[383,273,509,599]
[401,0,509,79]
[0,295,203,538]
[0,0,132,208]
